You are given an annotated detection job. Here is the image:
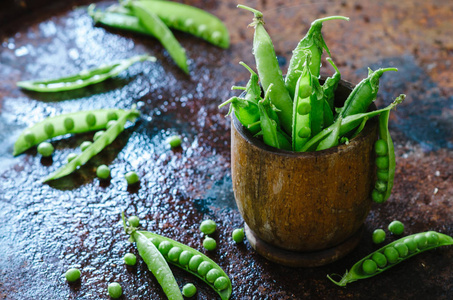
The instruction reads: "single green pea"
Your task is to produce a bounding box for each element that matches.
[394,242,409,257]
[372,229,386,244]
[65,268,81,282]
[376,170,389,181]
[44,122,55,137]
[403,238,417,252]
[198,24,207,37]
[149,237,160,248]
[108,282,122,299]
[298,84,312,100]
[375,181,387,193]
[426,232,439,246]
[206,269,222,284]
[182,283,197,298]
[232,228,245,243]
[86,113,96,127]
[200,219,216,235]
[362,259,377,275]
[128,216,140,227]
[106,120,117,130]
[188,255,203,272]
[93,130,105,141]
[67,153,77,163]
[124,253,137,266]
[383,247,399,264]
[203,237,217,251]
[371,189,384,203]
[24,131,35,144]
[167,135,182,148]
[158,240,173,256]
[37,142,54,157]
[298,126,311,138]
[178,250,193,266]
[388,220,404,235]
[214,276,229,291]
[374,139,388,156]
[371,252,387,268]
[167,246,183,262]
[414,233,428,249]
[80,141,92,151]
[125,171,140,185]
[376,156,389,169]
[197,261,213,277]
[297,101,311,115]
[96,164,110,179]
[107,111,118,121]
[64,117,75,131]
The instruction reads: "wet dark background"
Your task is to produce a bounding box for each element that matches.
[0,0,452,299]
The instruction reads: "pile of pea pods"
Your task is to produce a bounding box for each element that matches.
[219,5,407,204]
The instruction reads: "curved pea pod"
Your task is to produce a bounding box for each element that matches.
[327,231,453,287]
[42,107,140,182]
[338,67,398,119]
[238,5,293,135]
[237,61,261,104]
[256,84,282,149]
[129,2,189,74]
[13,108,131,156]
[285,16,349,98]
[136,231,232,300]
[17,54,154,92]
[89,5,150,35]
[316,116,342,151]
[218,96,260,134]
[322,57,341,111]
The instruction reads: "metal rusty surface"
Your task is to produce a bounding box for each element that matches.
[0,0,452,299]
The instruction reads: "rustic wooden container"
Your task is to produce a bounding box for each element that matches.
[231,79,378,265]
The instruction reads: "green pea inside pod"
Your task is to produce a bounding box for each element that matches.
[178,250,193,267]
[44,123,55,137]
[376,170,389,181]
[383,247,399,264]
[188,255,203,272]
[297,78,312,99]
[107,111,118,121]
[64,117,75,131]
[206,268,222,284]
[371,252,387,268]
[376,156,389,170]
[414,233,428,249]
[85,113,96,127]
[374,139,388,156]
[394,242,409,257]
[374,181,387,193]
[24,131,36,145]
[371,189,385,203]
[158,240,173,256]
[214,276,229,291]
[362,259,377,275]
[167,246,183,262]
[426,232,440,246]
[298,126,311,139]
[197,261,213,277]
[403,238,417,252]
[297,100,311,115]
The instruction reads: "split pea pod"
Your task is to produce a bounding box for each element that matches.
[17,54,154,92]
[43,107,140,182]
[327,231,453,287]
[285,16,349,98]
[238,5,293,135]
[129,2,189,74]
[371,109,396,203]
[122,213,183,300]
[13,108,130,156]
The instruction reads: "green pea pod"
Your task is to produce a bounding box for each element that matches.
[300,94,405,152]
[316,116,342,151]
[237,5,293,135]
[257,84,281,149]
[218,96,260,134]
[323,99,334,128]
[323,57,341,111]
[17,54,154,92]
[129,2,189,74]
[13,108,130,156]
[328,231,453,287]
[338,67,398,118]
[43,107,140,182]
[285,16,349,98]
[238,61,261,103]
[89,5,150,35]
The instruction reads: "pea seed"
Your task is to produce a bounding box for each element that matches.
[85,113,96,127]
[37,142,54,157]
[188,255,203,272]
[372,229,386,244]
[376,170,389,181]
[128,216,140,227]
[206,269,222,284]
[203,237,217,251]
[184,18,195,30]
[200,219,216,235]
[178,250,193,267]
[24,131,35,144]
[298,84,312,99]
[64,117,75,131]
[214,276,229,291]
[371,252,387,268]
[197,261,213,277]
[376,156,389,169]
[197,24,207,37]
[232,228,245,243]
[149,237,160,248]
[123,253,137,266]
[374,139,388,156]
[108,282,122,299]
[371,189,384,203]
[388,220,404,235]
[125,171,140,185]
[167,246,183,262]
[182,283,197,298]
[107,111,118,121]
[93,130,105,141]
[65,268,81,282]
[426,232,439,246]
[362,259,377,275]
[298,126,311,138]
[106,120,117,129]
[158,241,173,256]
[403,238,417,252]
[297,101,311,115]
[414,233,428,249]
[80,141,92,151]
[375,180,387,193]
[394,242,409,257]
[96,164,110,179]
[44,122,55,137]
[167,135,182,148]
[67,153,77,163]
[383,247,399,264]
[211,31,222,44]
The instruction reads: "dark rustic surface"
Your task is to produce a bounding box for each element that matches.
[0,0,452,299]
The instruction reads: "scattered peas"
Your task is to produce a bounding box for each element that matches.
[128,215,140,227]
[199,219,216,235]
[125,171,140,185]
[65,268,81,282]
[167,135,182,148]
[203,237,217,251]
[232,228,245,243]
[37,142,54,157]
[96,164,110,179]
[182,283,197,298]
[388,220,404,235]
[80,141,92,151]
[372,229,386,244]
[124,253,137,266]
[108,282,122,299]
